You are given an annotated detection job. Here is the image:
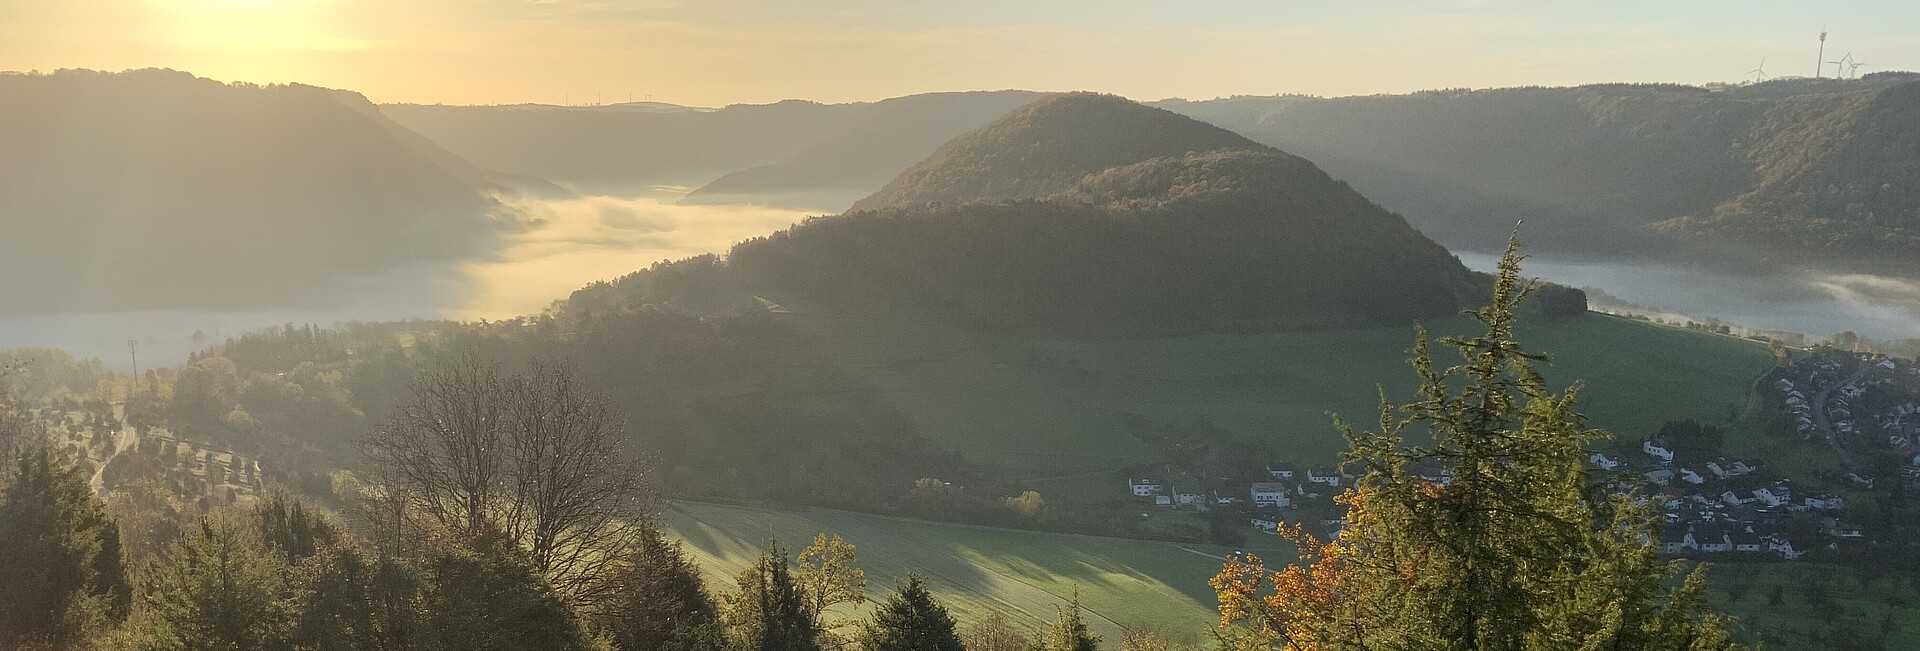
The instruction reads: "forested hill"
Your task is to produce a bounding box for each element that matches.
[849,93,1267,212]
[0,68,501,315]
[1654,80,1920,262]
[684,90,1048,210]
[1156,74,1920,272]
[579,94,1483,335]
[380,99,862,194]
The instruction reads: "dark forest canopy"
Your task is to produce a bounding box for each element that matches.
[850,93,1268,212]
[731,149,1479,334]
[573,94,1491,335]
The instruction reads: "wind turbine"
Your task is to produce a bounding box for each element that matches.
[1847,59,1869,78]
[1828,52,1854,79]
[1749,56,1770,83]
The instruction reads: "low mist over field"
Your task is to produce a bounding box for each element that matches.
[0,191,816,367]
[1459,252,1920,341]
[452,193,819,320]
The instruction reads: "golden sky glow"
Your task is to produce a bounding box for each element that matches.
[4,1,1917,106]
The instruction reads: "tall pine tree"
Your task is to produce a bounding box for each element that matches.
[603,525,725,651]
[727,540,822,651]
[141,511,297,651]
[1030,591,1100,651]
[0,441,131,649]
[1212,236,1741,650]
[862,576,963,651]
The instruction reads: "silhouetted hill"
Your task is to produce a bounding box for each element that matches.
[380,99,862,194]
[0,68,502,315]
[849,93,1265,212]
[1158,78,1920,274]
[580,95,1481,335]
[684,90,1047,209]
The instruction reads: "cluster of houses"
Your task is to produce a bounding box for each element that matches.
[1128,463,1354,535]
[1605,436,1855,560]
[1771,350,1920,481]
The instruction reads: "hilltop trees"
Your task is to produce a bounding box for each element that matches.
[1211,238,1742,650]
[0,442,131,649]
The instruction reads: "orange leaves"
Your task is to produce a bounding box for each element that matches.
[1210,510,1368,651]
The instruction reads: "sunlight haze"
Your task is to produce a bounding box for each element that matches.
[6,0,1915,105]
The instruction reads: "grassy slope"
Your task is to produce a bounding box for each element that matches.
[668,502,1899,650]
[1703,561,1920,649]
[772,309,1776,485]
[663,500,1283,644]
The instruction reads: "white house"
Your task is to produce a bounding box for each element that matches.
[1753,486,1791,508]
[1721,490,1753,506]
[1765,534,1806,559]
[1660,528,1695,554]
[1265,465,1296,480]
[1679,467,1707,485]
[1250,482,1292,508]
[1306,467,1342,487]
[1407,461,1453,486]
[1588,452,1623,471]
[1643,439,1675,463]
[1802,495,1844,511]
[1731,533,1764,553]
[1128,478,1163,497]
[1250,517,1279,533]
[1694,527,1732,553]
[1153,495,1172,507]
[1175,491,1204,506]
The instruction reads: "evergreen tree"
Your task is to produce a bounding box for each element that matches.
[863,576,963,651]
[1212,236,1742,650]
[1029,592,1100,651]
[141,511,297,651]
[727,540,822,651]
[603,525,725,651]
[0,442,131,649]
[420,530,587,651]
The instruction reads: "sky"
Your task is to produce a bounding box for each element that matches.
[3,0,1917,106]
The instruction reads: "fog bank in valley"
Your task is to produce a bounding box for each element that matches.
[0,192,820,369]
[1459,252,1920,342]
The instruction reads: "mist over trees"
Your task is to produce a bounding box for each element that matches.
[0,69,503,316]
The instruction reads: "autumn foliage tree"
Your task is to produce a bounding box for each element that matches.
[1212,236,1743,651]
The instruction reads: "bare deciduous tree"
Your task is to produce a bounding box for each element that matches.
[365,355,651,606]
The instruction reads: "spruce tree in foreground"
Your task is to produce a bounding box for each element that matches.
[728,540,823,651]
[141,512,296,651]
[0,442,131,649]
[604,525,725,651]
[1212,236,1741,650]
[1030,592,1100,651]
[863,576,963,651]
